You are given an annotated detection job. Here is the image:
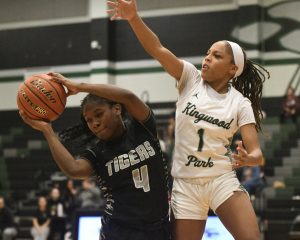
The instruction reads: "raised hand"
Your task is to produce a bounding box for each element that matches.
[232,141,249,168]
[47,72,81,97]
[106,0,137,21]
[19,110,51,132]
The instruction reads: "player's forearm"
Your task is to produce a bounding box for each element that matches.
[77,82,150,122]
[42,126,82,178]
[78,82,136,105]
[247,148,263,166]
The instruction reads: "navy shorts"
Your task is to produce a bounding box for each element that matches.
[100,215,170,240]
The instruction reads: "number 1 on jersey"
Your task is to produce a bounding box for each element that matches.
[132,165,150,192]
[197,128,204,152]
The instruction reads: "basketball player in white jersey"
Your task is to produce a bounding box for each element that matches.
[107,1,270,239]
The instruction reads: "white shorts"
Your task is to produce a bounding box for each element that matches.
[171,171,248,220]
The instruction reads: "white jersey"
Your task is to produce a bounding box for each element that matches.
[171,60,255,178]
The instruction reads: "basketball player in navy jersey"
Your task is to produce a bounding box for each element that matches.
[19,73,170,240]
[107,1,270,240]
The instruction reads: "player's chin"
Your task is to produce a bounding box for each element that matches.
[96,131,111,141]
[202,75,214,83]
[201,72,209,81]
[95,133,106,140]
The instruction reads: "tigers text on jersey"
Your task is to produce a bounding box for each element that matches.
[171,60,256,178]
[80,111,169,224]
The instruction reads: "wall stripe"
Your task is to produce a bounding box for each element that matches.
[0,57,299,83]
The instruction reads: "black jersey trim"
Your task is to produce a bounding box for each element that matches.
[138,109,157,139]
[86,148,97,158]
[140,106,152,123]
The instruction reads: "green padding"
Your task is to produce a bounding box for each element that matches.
[292,168,300,176]
[1,135,14,144]
[284,177,300,187]
[10,127,24,135]
[275,187,294,199]
[262,117,280,125]
[263,123,296,160]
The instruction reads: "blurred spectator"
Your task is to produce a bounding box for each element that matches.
[76,178,104,210]
[48,188,66,240]
[62,179,79,238]
[273,180,286,189]
[280,87,300,124]
[31,196,51,240]
[62,179,78,217]
[241,166,265,196]
[0,196,17,240]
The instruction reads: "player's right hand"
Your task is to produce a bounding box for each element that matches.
[106,0,138,21]
[19,110,51,132]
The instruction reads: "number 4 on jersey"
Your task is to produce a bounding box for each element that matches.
[132,165,150,192]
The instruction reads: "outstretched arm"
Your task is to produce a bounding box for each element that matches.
[48,72,150,122]
[19,112,93,179]
[107,0,183,81]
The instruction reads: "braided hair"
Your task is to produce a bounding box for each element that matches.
[227,44,270,132]
[58,94,124,147]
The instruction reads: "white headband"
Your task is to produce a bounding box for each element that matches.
[226,41,244,78]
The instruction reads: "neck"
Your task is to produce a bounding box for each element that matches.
[108,120,126,141]
[208,82,229,94]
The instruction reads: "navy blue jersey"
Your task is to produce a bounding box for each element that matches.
[80,111,169,224]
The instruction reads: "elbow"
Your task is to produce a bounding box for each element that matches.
[147,44,165,59]
[62,170,77,179]
[63,167,83,180]
[63,164,91,180]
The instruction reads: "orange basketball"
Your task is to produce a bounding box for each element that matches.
[17,73,67,122]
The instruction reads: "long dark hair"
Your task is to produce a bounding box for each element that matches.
[227,43,270,131]
[58,94,124,147]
